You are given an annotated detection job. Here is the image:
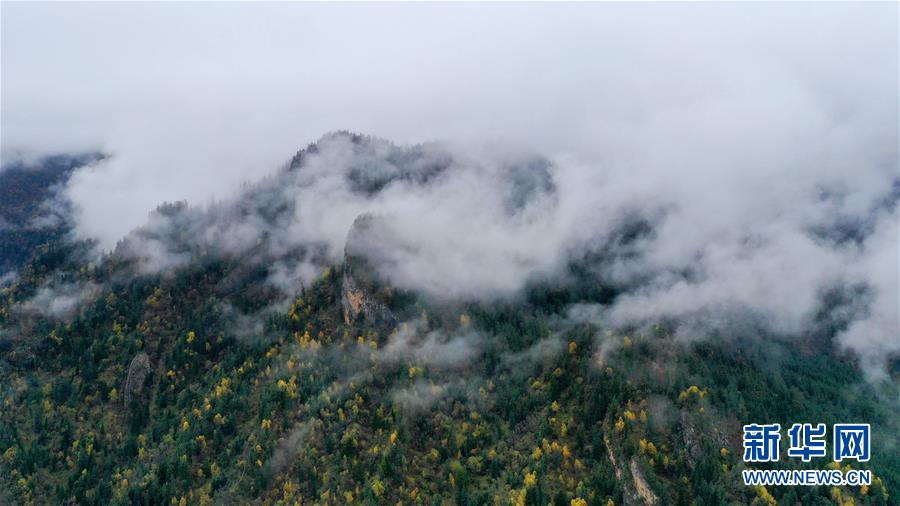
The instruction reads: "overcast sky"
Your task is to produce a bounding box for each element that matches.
[3,3,896,215]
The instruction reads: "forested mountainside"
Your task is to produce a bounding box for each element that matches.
[0,153,103,276]
[0,134,897,505]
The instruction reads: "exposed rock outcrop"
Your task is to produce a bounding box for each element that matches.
[124,352,151,408]
[341,214,396,326]
[342,266,395,326]
[680,409,729,471]
[629,458,659,505]
[604,425,659,506]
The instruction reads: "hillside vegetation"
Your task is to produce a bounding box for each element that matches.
[0,137,896,505]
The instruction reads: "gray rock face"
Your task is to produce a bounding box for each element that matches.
[341,214,396,326]
[341,265,395,326]
[124,352,151,408]
[681,410,700,470]
[680,409,729,471]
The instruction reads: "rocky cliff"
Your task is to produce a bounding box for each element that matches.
[340,214,396,326]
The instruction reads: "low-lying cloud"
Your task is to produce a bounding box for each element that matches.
[1,3,897,377]
[18,281,100,319]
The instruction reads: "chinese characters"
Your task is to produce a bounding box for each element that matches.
[742,423,870,463]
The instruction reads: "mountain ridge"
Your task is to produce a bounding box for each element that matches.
[0,134,896,505]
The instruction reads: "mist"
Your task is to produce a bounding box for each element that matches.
[2,2,898,377]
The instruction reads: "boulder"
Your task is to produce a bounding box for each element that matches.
[123,352,151,408]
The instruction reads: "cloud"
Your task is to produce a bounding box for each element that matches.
[18,281,100,319]
[501,337,565,368]
[390,380,451,414]
[836,212,900,380]
[1,3,897,376]
[379,319,484,369]
[3,3,895,245]
[0,271,17,288]
[265,420,318,477]
[89,126,897,378]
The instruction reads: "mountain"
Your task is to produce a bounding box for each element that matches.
[0,153,103,278]
[0,134,896,505]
